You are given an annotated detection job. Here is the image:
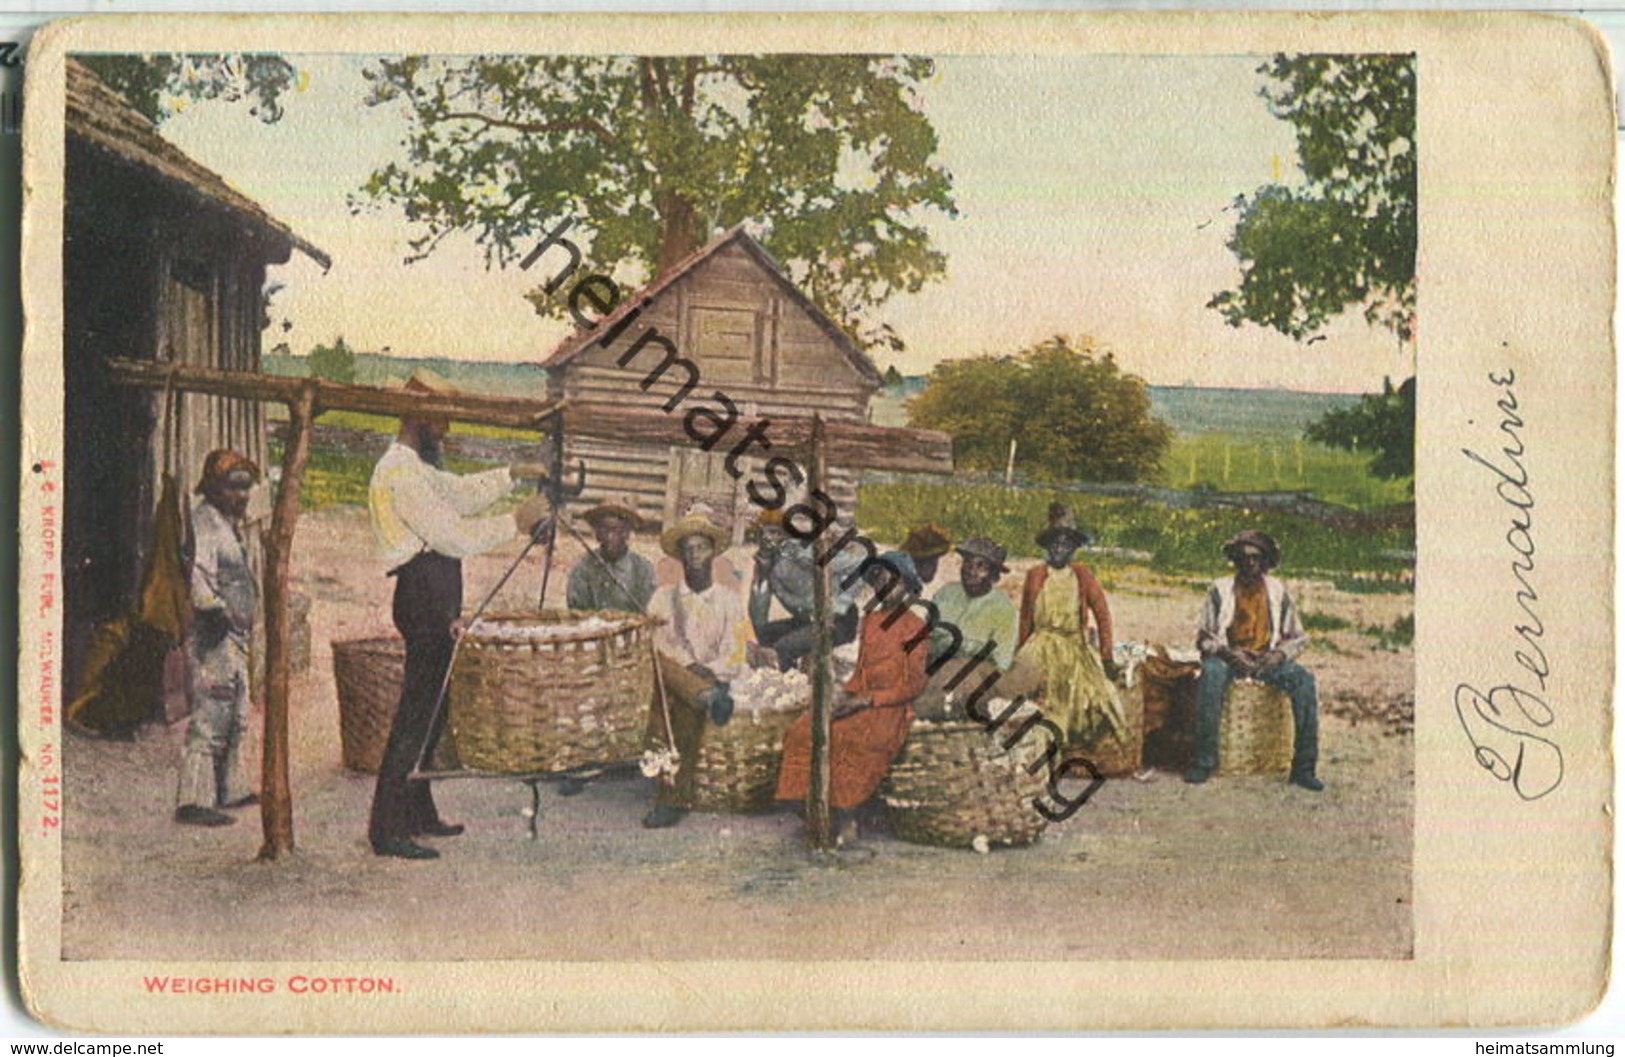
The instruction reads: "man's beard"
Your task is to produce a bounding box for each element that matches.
[415,424,444,468]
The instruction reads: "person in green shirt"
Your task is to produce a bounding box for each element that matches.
[928,536,1018,672]
[566,496,657,615]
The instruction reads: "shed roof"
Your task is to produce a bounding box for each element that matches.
[66,57,331,270]
[541,225,882,387]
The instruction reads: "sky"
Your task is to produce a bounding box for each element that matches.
[157,51,1416,393]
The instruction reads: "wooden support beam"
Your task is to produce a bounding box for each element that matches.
[257,381,315,861]
[805,415,835,851]
[106,359,567,430]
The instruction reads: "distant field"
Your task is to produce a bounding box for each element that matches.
[1161,433,1411,510]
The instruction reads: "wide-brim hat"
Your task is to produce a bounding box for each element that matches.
[580,494,647,531]
[901,522,952,560]
[401,367,459,396]
[1222,530,1281,570]
[955,536,1010,574]
[660,507,731,558]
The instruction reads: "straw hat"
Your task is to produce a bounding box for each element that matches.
[1222,530,1281,570]
[580,494,646,530]
[401,367,459,395]
[901,522,952,560]
[1035,502,1092,549]
[955,536,1010,574]
[660,503,731,558]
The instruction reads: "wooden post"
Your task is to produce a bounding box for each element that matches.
[1004,437,1018,485]
[805,415,836,851]
[257,381,316,861]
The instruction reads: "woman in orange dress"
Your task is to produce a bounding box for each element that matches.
[776,551,928,840]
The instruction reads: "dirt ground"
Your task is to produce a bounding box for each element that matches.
[59,505,1414,962]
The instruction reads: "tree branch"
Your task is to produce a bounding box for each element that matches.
[440,109,616,145]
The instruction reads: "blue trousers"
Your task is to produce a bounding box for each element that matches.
[1193,656,1319,777]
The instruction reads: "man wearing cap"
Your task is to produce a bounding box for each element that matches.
[1016,504,1125,746]
[642,505,753,829]
[776,551,929,844]
[747,509,859,672]
[367,369,553,859]
[1187,530,1324,791]
[566,496,656,614]
[175,450,262,827]
[901,523,952,588]
[928,537,1019,672]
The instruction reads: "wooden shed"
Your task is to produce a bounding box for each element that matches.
[61,57,329,697]
[543,227,938,538]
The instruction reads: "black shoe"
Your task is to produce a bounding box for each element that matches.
[1290,773,1325,792]
[1183,767,1212,785]
[556,777,588,797]
[222,794,259,809]
[418,820,465,838]
[708,692,734,727]
[372,838,440,860]
[642,804,688,829]
[176,805,235,827]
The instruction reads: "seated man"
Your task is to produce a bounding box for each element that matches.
[901,522,952,589]
[928,536,1018,672]
[1186,530,1323,791]
[748,510,858,672]
[566,495,656,614]
[643,505,754,828]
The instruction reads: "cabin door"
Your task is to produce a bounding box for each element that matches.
[663,447,748,546]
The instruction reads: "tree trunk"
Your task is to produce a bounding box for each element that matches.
[656,193,703,276]
[256,381,316,861]
[805,415,836,850]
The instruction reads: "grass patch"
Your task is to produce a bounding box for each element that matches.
[270,439,500,511]
[1301,611,1354,632]
[1162,433,1412,511]
[856,480,1413,579]
[1363,613,1415,651]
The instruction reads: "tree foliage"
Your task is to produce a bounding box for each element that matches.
[1209,53,1416,342]
[356,55,957,353]
[1305,375,1415,481]
[79,53,299,125]
[306,336,357,385]
[907,336,1172,484]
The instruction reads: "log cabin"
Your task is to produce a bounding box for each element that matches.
[543,226,950,541]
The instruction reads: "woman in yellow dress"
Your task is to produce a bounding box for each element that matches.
[1015,504,1126,746]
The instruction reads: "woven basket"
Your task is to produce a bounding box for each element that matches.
[690,705,807,813]
[448,610,656,774]
[1216,679,1293,776]
[332,635,405,774]
[1074,679,1145,778]
[882,718,1050,849]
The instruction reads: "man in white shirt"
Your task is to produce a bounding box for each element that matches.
[367,370,551,860]
[642,505,752,829]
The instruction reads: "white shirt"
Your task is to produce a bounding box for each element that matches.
[648,579,751,682]
[369,441,516,569]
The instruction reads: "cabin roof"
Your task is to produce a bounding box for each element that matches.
[541,225,882,388]
[66,57,331,270]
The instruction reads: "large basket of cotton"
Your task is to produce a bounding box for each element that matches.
[447,611,657,774]
[689,667,810,813]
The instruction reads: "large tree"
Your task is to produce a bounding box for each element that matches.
[907,336,1172,484]
[1305,375,1415,480]
[1208,53,1416,343]
[357,55,957,352]
[79,53,299,125]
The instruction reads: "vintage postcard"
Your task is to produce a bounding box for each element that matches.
[15,12,1614,1033]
